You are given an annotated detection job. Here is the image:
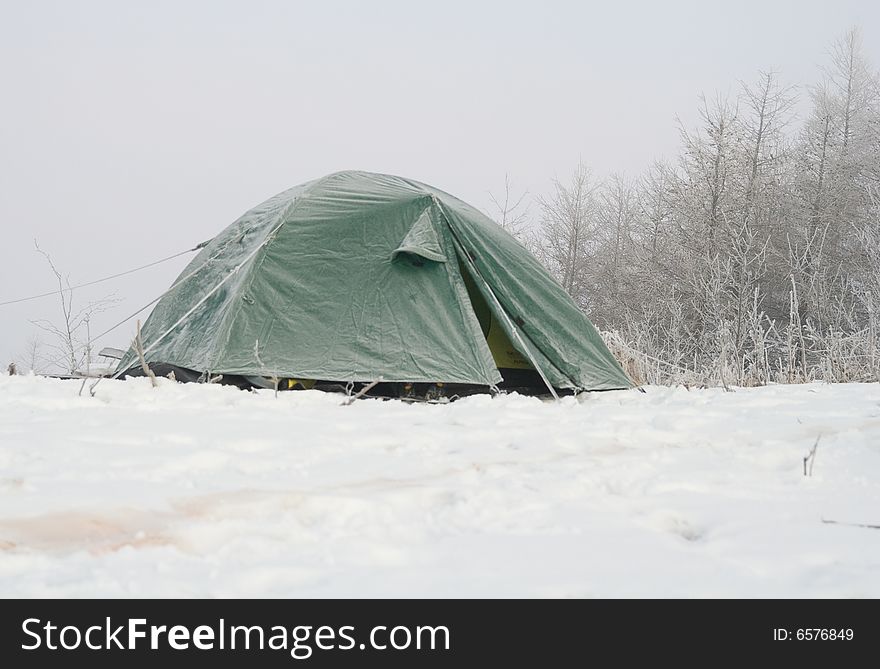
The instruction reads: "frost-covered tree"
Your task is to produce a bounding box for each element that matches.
[489,173,530,239]
[588,173,640,327]
[532,28,880,386]
[536,162,599,309]
[789,29,879,335]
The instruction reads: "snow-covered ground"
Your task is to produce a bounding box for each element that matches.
[0,374,878,597]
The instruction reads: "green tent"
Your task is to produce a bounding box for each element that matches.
[118,171,631,393]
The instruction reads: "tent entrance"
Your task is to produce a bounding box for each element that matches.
[457,260,553,391]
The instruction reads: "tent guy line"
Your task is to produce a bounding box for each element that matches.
[89,216,291,394]
[16,236,241,371]
[0,242,207,307]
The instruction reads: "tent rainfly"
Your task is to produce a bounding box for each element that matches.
[118,171,632,396]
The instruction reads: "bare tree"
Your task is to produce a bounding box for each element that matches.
[489,174,530,239]
[14,333,44,374]
[591,173,640,326]
[536,162,599,308]
[675,94,740,250]
[541,29,880,387]
[30,242,119,375]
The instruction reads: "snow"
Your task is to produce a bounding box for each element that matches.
[0,374,878,597]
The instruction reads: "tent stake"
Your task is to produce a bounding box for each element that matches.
[341,377,384,406]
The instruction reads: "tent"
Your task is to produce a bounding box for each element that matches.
[118,171,631,395]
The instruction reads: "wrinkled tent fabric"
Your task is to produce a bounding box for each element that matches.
[117,171,631,391]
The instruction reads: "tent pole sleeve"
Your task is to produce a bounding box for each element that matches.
[449,235,561,401]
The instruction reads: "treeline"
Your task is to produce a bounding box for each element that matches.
[505,29,880,386]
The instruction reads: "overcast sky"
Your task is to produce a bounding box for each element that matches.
[2,1,878,368]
